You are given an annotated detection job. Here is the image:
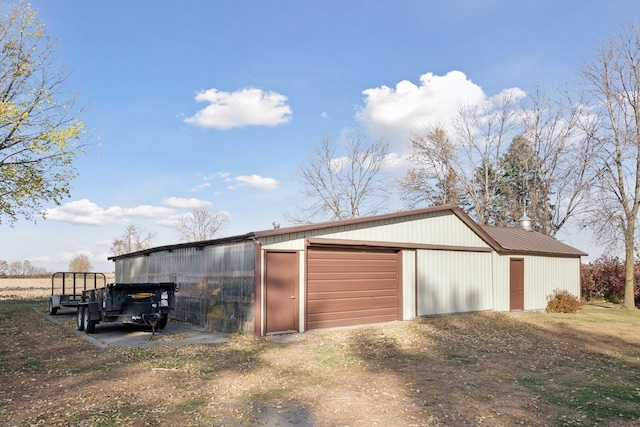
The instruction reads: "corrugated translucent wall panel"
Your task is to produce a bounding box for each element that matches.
[114,240,256,333]
[115,257,148,283]
[203,243,255,332]
[132,257,149,282]
[417,250,493,315]
[114,260,125,283]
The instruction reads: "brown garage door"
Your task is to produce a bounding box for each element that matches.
[307,247,401,330]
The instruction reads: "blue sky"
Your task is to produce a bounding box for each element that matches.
[2,0,638,272]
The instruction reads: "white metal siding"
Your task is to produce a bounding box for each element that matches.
[492,254,510,311]
[259,232,307,250]
[524,256,581,310]
[260,211,493,321]
[313,212,489,247]
[402,250,416,320]
[260,211,490,250]
[298,251,305,332]
[492,254,581,311]
[417,250,493,315]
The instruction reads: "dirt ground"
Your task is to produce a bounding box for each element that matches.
[1,280,640,426]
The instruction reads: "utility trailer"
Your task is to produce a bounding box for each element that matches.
[77,282,177,334]
[49,272,107,315]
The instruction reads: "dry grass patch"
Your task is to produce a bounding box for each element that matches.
[0,277,51,300]
[0,275,116,301]
[1,294,639,426]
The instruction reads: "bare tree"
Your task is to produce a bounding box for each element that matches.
[0,2,86,225]
[5,259,45,275]
[511,86,596,236]
[290,135,391,223]
[7,261,20,275]
[400,91,519,225]
[68,254,91,272]
[177,207,228,242]
[111,224,157,256]
[399,127,469,209]
[580,23,640,309]
[400,86,595,237]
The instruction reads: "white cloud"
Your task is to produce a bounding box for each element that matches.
[189,182,211,192]
[162,197,212,209]
[122,205,174,217]
[95,238,115,248]
[184,87,292,129]
[195,171,233,187]
[31,251,84,265]
[44,199,174,225]
[356,70,493,146]
[382,152,412,175]
[209,171,231,180]
[191,170,277,193]
[156,213,185,228]
[45,199,114,225]
[234,175,279,190]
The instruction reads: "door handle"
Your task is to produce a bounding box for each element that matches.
[290,295,295,299]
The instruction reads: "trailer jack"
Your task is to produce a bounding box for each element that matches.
[143,313,162,338]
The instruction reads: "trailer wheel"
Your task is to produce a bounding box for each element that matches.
[84,308,96,334]
[158,315,168,330]
[77,307,85,331]
[48,299,57,316]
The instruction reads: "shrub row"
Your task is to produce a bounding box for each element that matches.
[580,256,640,303]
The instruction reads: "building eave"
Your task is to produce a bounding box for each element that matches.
[107,233,256,261]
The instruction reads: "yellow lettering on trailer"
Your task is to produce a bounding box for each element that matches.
[129,292,154,299]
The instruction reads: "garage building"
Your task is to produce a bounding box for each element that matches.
[108,205,586,335]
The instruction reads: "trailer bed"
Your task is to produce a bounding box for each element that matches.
[49,272,107,315]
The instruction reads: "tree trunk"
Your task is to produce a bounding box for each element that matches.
[624,232,637,309]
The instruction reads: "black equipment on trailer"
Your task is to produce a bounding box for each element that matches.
[77,282,177,334]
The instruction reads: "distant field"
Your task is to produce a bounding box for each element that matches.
[0,275,115,300]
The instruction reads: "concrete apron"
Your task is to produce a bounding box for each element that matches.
[35,307,229,348]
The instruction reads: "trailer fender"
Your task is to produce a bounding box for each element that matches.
[48,295,60,315]
[86,302,101,321]
[50,295,61,309]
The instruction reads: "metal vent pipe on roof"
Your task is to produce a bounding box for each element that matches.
[519,213,532,231]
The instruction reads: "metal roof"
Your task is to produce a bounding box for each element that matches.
[480,225,588,257]
[252,204,471,238]
[107,233,255,261]
[108,205,586,260]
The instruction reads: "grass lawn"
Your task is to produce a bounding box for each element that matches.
[1,298,639,426]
